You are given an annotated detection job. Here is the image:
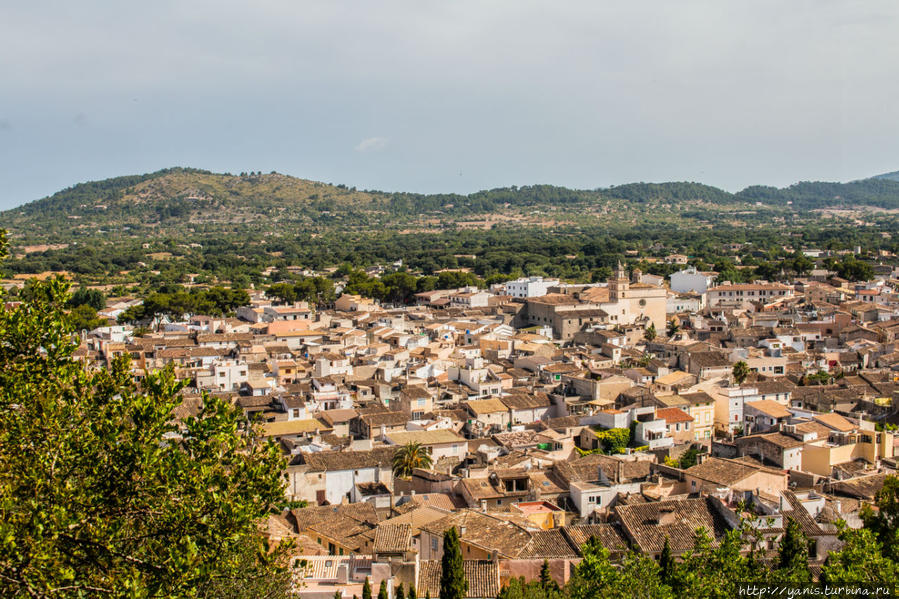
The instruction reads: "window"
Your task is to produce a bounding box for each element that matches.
[431,538,438,552]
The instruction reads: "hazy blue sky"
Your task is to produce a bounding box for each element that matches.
[1,0,898,209]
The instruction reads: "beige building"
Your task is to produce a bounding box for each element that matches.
[800,422,895,477]
[335,294,379,312]
[599,264,667,333]
[707,283,793,308]
[684,457,788,498]
[523,264,666,341]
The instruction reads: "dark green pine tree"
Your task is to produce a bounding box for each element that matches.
[362,577,372,599]
[440,527,468,599]
[395,582,406,599]
[540,559,558,591]
[777,517,811,582]
[659,536,675,584]
[334,592,343,599]
[378,579,389,599]
[408,583,417,599]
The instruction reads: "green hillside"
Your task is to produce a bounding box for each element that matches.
[2,168,763,244]
[873,170,899,183]
[4,167,899,286]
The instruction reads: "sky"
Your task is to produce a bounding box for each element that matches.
[1,0,898,210]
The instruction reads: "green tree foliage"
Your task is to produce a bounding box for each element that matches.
[392,442,434,478]
[786,251,814,276]
[67,303,109,331]
[568,537,670,599]
[267,276,336,306]
[776,518,811,582]
[440,527,467,599]
[539,560,558,593]
[118,285,250,323]
[338,268,485,305]
[659,537,675,585]
[498,576,564,599]
[395,582,406,599]
[362,578,372,599]
[667,318,680,337]
[678,447,700,469]
[408,583,416,599]
[66,286,106,310]
[644,322,657,341]
[593,428,631,454]
[732,361,750,385]
[860,475,899,560]
[378,580,388,599]
[668,527,767,598]
[821,527,899,584]
[0,233,292,597]
[835,256,874,282]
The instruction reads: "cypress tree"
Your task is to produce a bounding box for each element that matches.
[395,583,405,599]
[378,579,389,599]
[362,577,372,599]
[408,584,416,599]
[540,559,558,591]
[659,536,675,584]
[778,517,811,581]
[439,527,468,599]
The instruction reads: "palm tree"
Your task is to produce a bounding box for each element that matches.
[392,442,433,478]
[667,318,680,338]
[733,360,750,385]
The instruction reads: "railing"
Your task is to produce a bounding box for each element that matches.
[648,437,674,449]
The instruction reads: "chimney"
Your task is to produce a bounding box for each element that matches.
[657,507,677,526]
[336,564,349,585]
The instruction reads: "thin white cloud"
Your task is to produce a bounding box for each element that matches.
[354,137,389,153]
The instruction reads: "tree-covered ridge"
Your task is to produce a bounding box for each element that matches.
[873,170,899,182]
[737,178,899,209]
[5,167,899,247]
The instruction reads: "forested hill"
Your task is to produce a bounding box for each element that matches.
[873,170,899,183]
[4,167,899,243]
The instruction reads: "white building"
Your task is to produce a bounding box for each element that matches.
[666,291,703,314]
[670,267,718,295]
[505,276,560,299]
[206,359,249,392]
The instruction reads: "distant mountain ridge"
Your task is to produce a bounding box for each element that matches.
[873,170,899,182]
[4,167,899,243]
